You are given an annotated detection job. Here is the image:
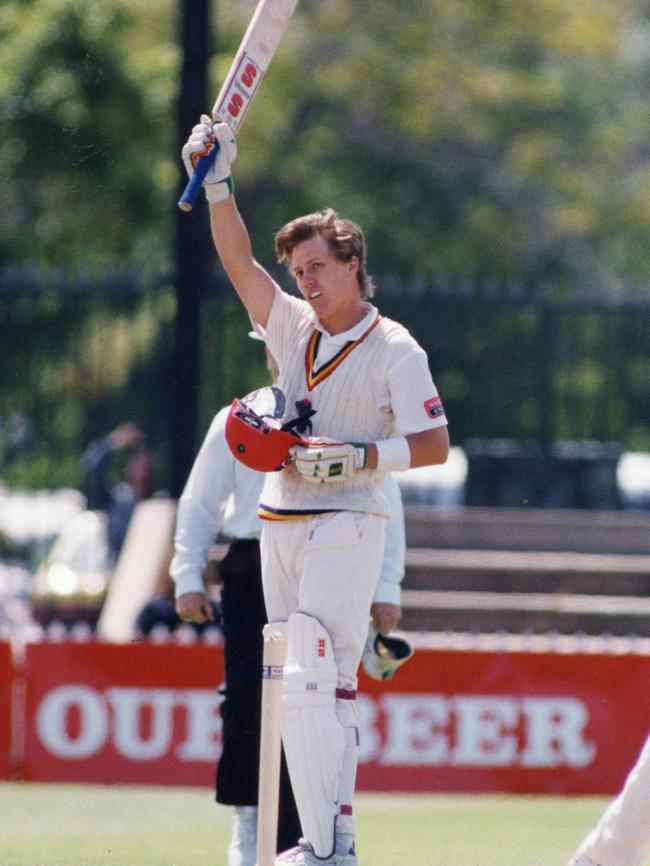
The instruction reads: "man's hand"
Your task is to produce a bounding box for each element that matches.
[181,117,237,203]
[290,440,368,484]
[175,591,214,625]
[371,602,401,635]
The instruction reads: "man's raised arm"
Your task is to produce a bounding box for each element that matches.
[182,117,276,329]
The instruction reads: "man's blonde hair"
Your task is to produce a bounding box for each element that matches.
[274,208,375,299]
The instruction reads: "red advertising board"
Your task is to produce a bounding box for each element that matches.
[20,640,650,793]
[357,649,650,795]
[0,641,16,780]
[22,641,223,785]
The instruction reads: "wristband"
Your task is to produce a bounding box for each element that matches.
[205,175,234,204]
[376,437,411,472]
[350,443,369,470]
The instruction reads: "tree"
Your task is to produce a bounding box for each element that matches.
[4,0,650,289]
[3,0,650,489]
[234,0,650,290]
[0,0,178,271]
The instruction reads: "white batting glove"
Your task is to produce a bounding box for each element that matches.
[290,440,368,484]
[181,115,237,203]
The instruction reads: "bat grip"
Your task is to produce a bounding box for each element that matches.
[177,142,221,212]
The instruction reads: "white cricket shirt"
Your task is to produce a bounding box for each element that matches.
[170,403,406,604]
[258,288,447,520]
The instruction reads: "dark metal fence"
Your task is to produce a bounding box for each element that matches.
[2,267,649,497]
[1,269,175,490]
[378,278,650,452]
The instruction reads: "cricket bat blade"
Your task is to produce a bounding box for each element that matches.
[178,0,299,212]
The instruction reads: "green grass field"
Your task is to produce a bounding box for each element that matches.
[0,783,606,866]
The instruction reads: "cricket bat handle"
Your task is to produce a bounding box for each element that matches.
[178,144,220,212]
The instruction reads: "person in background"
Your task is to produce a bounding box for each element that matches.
[81,422,153,564]
[567,728,650,866]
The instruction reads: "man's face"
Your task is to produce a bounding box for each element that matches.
[290,235,360,331]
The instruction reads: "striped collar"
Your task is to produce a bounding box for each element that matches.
[307,303,377,342]
[304,310,381,391]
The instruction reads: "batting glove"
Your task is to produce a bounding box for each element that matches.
[290,440,368,484]
[181,115,237,203]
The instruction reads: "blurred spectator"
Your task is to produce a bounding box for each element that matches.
[81,423,153,564]
[617,452,650,510]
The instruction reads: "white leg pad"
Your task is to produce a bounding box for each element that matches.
[334,698,358,852]
[281,612,344,859]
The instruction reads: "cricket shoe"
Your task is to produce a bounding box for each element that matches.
[275,839,357,866]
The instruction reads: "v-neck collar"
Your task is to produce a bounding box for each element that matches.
[304,311,381,392]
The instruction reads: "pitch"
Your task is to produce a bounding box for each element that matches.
[0,783,605,866]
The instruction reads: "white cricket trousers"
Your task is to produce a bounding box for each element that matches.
[260,510,387,690]
[574,729,650,866]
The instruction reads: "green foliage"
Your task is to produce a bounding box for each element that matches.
[0,282,175,490]
[0,0,178,270]
[239,0,650,288]
[3,0,650,287]
[3,0,650,488]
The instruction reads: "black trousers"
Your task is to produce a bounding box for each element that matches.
[216,538,301,852]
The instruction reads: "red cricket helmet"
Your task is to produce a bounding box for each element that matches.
[225,386,310,472]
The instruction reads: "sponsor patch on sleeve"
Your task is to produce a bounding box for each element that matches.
[424,396,445,419]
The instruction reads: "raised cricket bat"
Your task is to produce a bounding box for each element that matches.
[178,0,299,212]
